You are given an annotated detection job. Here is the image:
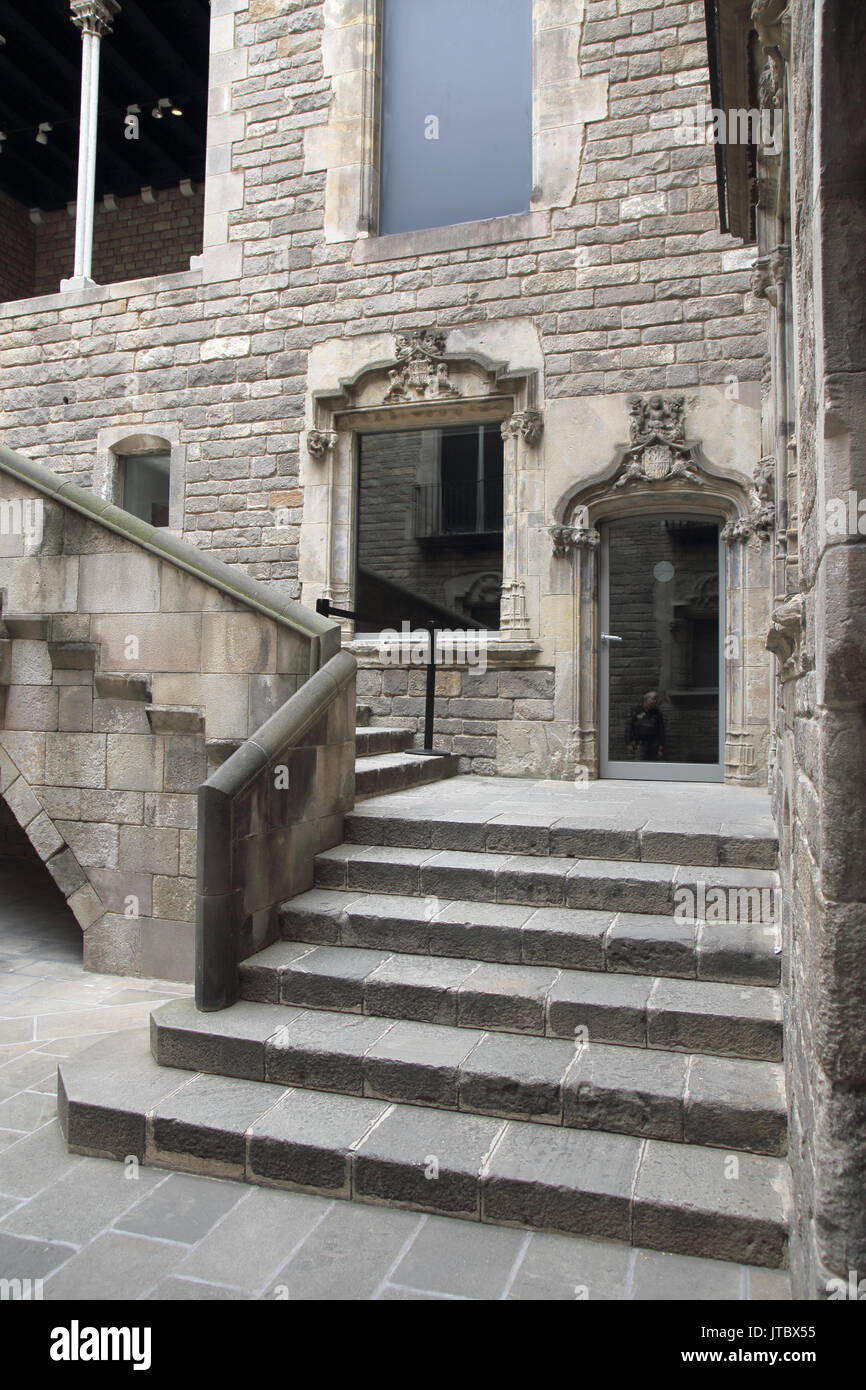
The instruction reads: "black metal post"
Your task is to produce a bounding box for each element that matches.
[417,620,440,755]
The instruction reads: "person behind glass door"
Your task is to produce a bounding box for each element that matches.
[627,690,665,760]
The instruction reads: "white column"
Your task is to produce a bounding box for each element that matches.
[64,1,120,289]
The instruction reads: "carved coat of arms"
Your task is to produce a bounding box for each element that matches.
[383,330,461,404]
[615,395,703,487]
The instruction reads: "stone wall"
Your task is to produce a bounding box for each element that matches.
[0,452,333,983]
[0,192,36,306]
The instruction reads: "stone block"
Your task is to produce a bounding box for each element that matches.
[521,906,609,971]
[3,685,59,731]
[56,820,119,870]
[68,883,105,930]
[79,552,160,613]
[45,733,106,789]
[93,698,152,735]
[249,1088,389,1198]
[202,611,277,674]
[106,735,164,792]
[58,686,94,733]
[140,919,195,983]
[265,1012,391,1093]
[3,774,42,828]
[10,640,53,686]
[459,1032,575,1120]
[78,789,144,824]
[81,914,141,976]
[456,962,559,1034]
[119,825,179,876]
[563,1043,686,1141]
[27,811,64,861]
[89,614,202,673]
[86,868,153,917]
[354,1104,503,1217]
[152,875,195,923]
[163,736,207,794]
[0,732,45,784]
[46,848,88,897]
[547,971,652,1046]
[364,1021,483,1109]
[143,793,197,830]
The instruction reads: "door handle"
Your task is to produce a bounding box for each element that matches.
[601,633,623,643]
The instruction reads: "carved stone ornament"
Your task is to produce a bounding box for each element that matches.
[722,518,756,545]
[383,329,461,404]
[759,48,785,110]
[751,456,775,538]
[70,0,120,36]
[751,0,792,58]
[766,593,811,682]
[550,524,600,557]
[614,395,703,488]
[307,429,338,459]
[501,411,543,446]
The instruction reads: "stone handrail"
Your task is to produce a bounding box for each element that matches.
[196,647,357,1010]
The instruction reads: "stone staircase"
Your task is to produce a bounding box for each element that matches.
[354,703,458,799]
[60,780,790,1270]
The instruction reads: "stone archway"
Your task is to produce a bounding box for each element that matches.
[549,394,773,783]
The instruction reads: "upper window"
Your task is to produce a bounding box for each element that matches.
[378,0,533,237]
[121,452,171,528]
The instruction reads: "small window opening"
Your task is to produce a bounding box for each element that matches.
[121,451,170,527]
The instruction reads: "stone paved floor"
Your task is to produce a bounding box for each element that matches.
[0,852,790,1301]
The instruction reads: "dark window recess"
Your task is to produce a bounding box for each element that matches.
[121,453,171,527]
[356,423,504,632]
[378,0,533,236]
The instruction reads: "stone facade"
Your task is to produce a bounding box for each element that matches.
[0,0,771,782]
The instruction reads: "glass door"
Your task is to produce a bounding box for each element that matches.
[599,515,725,782]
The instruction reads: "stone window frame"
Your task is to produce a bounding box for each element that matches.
[299,342,543,648]
[311,0,609,251]
[552,454,766,785]
[94,424,186,532]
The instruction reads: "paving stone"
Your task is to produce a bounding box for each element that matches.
[485,817,551,857]
[277,946,394,1012]
[265,1201,424,1301]
[496,855,572,906]
[151,998,295,1080]
[640,829,720,867]
[522,906,610,970]
[390,1213,526,1299]
[44,1231,185,1300]
[459,1032,575,1121]
[566,859,676,914]
[430,900,531,964]
[116,1171,246,1244]
[364,1020,482,1108]
[684,1056,787,1156]
[173,1186,328,1293]
[265,1011,392,1093]
[547,971,652,1046]
[456,962,560,1034]
[149,1074,290,1177]
[354,1104,504,1218]
[564,1043,686,1141]
[506,1229,633,1300]
[630,1247,744,1299]
[606,913,697,979]
[0,1155,164,1244]
[145,1277,251,1300]
[0,1229,76,1281]
[632,1140,788,1267]
[57,1032,191,1164]
[647,979,782,1060]
[364,954,480,1026]
[247,1088,389,1197]
[483,1123,641,1241]
[697,921,780,985]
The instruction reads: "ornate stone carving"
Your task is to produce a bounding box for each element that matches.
[751,257,777,305]
[549,524,600,557]
[722,518,755,545]
[615,395,703,487]
[70,0,120,36]
[382,329,461,404]
[500,580,529,633]
[759,48,785,110]
[751,0,792,58]
[307,429,338,459]
[766,594,811,682]
[501,411,543,447]
[751,456,776,538]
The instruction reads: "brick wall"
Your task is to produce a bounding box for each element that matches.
[32,185,205,297]
[0,190,36,305]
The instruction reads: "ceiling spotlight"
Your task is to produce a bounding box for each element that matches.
[29,207,42,225]
[36,122,53,145]
[152,98,172,119]
[171,105,183,117]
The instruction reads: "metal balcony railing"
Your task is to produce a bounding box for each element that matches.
[413,480,504,539]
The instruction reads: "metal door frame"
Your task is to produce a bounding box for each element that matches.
[598,514,726,783]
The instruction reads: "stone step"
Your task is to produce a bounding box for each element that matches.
[344,806,777,870]
[237,942,783,1061]
[59,1029,789,1267]
[150,999,786,1156]
[314,844,780,921]
[355,726,415,757]
[355,751,460,800]
[355,704,372,727]
[278,888,780,986]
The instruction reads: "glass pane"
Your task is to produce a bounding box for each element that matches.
[379,0,533,236]
[607,517,720,766]
[121,453,170,527]
[356,425,503,632]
